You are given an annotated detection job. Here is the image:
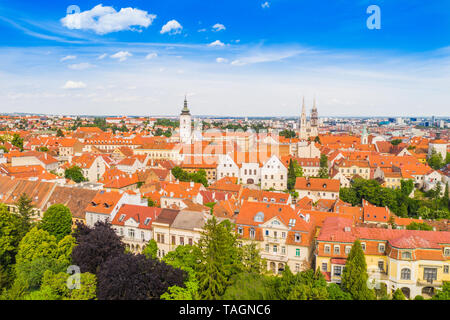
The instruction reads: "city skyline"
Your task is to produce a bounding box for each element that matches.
[0,1,449,117]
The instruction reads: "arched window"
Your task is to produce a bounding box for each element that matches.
[401,268,411,280]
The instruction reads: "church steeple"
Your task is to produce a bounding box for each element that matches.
[181,95,190,115]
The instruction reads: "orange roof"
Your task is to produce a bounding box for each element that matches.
[295,177,340,192]
[85,190,123,214]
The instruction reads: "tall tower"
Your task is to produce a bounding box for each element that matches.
[298,97,307,139]
[310,97,318,137]
[361,125,368,145]
[179,96,192,144]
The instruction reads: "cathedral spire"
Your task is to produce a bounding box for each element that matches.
[181,95,190,115]
[301,96,306,114]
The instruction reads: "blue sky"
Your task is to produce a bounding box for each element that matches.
[0,0,449,117]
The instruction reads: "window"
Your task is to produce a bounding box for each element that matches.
[188,238,193,245]
[179,237,184,245]
[378,260,384,271]
[273,231,278,238]
[237,227,243,235]
[265,230,269,236]
[265,244,269,252]
[334,245,340,254]
[401,251,412,259]
[172,236,176,245]
[250,228,255,239]
[282,232,286,239]
[128,229,135,238]
[345,246,351,255]
[378,244,385,253]
[424,268,437,283]
[321,263,327,272]
[295,233,301,242]
[445,265,449,274]
[295,263,300,273]
[141,231,145,240]
[333,266,342,276]
[324,245,331,254]
[281,246,286,254]
[361,243,366,251]
[444,248,450,256]
[273,245,278,253]
[400,268,411,280]
[296,248,300,257]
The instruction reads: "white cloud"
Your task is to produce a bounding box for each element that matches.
[98,53,107,60]
[212,23,226,32]
[261,1,270,8]
[145,52,158,60]
[62,81,86,89]
[216,57,228,63]
[111,51,132,62]
[198,28,207,32]
[60,4,156,35]
[208,40,225,47]
[60,55,76,62]
[231,49,302,66]
[68,62,96,70]
[160,20,182,35]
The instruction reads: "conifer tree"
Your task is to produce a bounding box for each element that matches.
[340,239,375,300]
[196,217,241,299]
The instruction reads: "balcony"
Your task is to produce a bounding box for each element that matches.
[261,253,288,262]
[417,279,442,287]
[264,236,285,244]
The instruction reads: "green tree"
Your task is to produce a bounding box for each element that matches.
[56,129,64,137]
[433,281,450,300]
[341,239,375,300]
[327,283,352,300]
[390,139,402,146]
[11,133,23,150]
[392,288,406,300]
[0,204,24,287]
[161,245,202,300]
[196,217,242,299]
[40,204,73,241]
[287,159,296,191]
[406,222,433,231]
[241,242,265,274]
[428,150,444,170]
[14,227,73,291]
[147,197,156,207]
[37,270,97,300]
[222,273,275,300]
[142,239,158,260]
[400,179,414,197]
[15,193,34,234]
[318,154,329,178]
[65,166,86,183]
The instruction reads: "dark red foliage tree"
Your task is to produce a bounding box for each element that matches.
[97,253,187,300]
[72,221,125,274]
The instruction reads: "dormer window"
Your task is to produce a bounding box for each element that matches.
[118,214,126,222]
[237,227,243,235]
[361,243,366,251]
[444,248,450,256]
[144,218,151,226]
[295,233,301,242]
[402,251,412,260]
